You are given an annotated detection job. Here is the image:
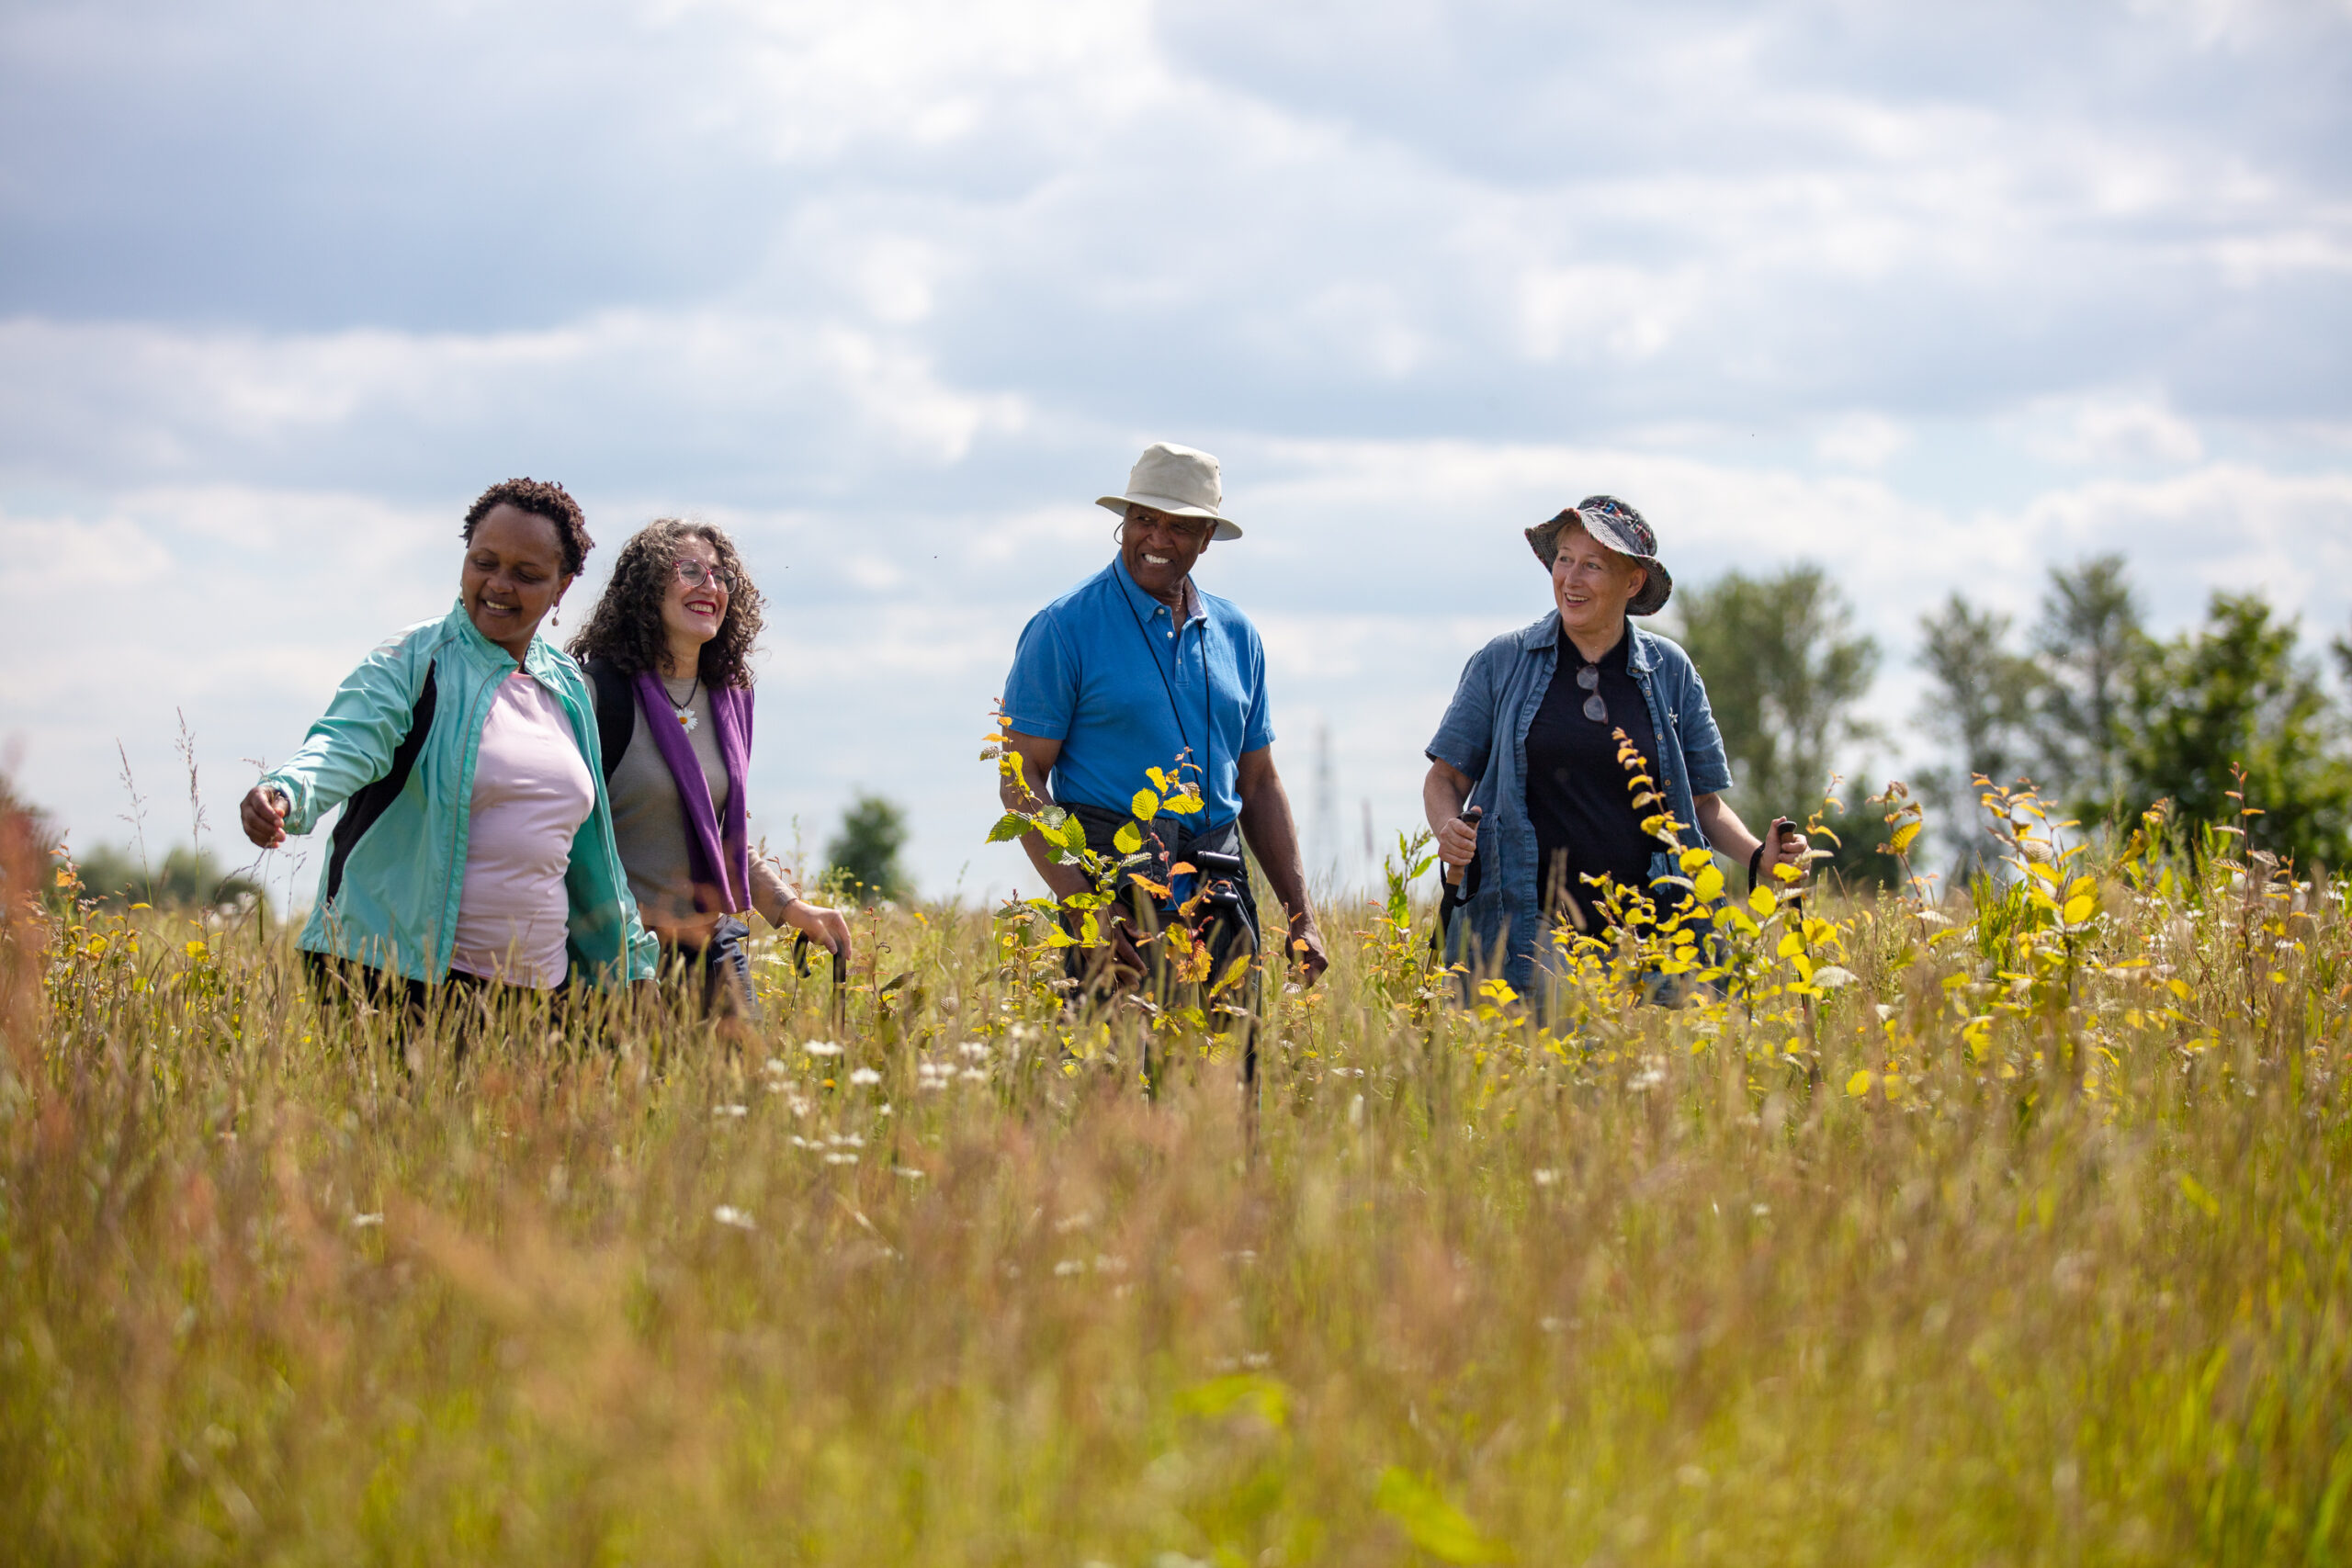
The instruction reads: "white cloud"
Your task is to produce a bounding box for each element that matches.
[2020,391,2206,468]
[1815,412,1911,470]
[2,0,2349,895]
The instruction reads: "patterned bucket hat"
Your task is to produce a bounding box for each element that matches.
[1524,494,1672,616]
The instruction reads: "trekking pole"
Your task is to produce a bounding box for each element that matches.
[791,931,851,1036]
[1430,806,1483,963]
[1762,817,1821,1085]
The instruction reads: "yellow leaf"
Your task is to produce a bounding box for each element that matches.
[1748,886,1777,916]
[1692,865,1724,903]
[1679,847,1714,874]
[1113,822,1144,854]
[1130,788,1159,820]
[2062,894,2096,925]
[183,939,208,960]
[1776,931,1804,959]
[2067,874,2097,898]
[1148,767,1170,791]
[1846,1069,1875,1098]
[1210,953,1254,998]
[1889,819,1921,853]
[1161,791,1204,816]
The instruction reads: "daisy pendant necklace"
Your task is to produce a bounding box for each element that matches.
[662,671,700,734]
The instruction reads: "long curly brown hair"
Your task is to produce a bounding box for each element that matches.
[567,519,765,688]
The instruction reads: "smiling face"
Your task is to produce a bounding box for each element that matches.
[660,533,731,675]
[461,503,574,661]
[1121,503,1214,607]
[1550,520,1648,648]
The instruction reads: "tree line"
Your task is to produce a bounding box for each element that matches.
[1668,555,2352,885]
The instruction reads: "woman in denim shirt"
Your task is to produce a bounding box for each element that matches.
[1422,497,1810,998]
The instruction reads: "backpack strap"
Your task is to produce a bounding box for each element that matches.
[585,657,637,782]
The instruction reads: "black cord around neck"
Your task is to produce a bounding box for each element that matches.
[1116,567,1214,813]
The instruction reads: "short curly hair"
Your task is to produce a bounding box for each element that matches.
[461,478,594,578]
[567,519,765,689]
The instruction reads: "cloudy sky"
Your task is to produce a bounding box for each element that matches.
[3,0,2347,903]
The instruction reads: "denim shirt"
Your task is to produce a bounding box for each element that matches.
[1425,614,1735,995]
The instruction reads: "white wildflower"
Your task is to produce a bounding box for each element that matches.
[713,1205,756,1230]
[352,1213,384,1229]
[848,1066,882,1087]
[803,1040,843,1057]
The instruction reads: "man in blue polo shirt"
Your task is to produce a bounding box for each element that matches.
[1000,442,1327,1004]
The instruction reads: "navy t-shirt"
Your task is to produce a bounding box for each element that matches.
[1522,628,1664,932]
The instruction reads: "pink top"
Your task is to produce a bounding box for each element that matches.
[448,673,596,989]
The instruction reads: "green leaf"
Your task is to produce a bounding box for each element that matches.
[1176,1373,1289,1429]
[986,812,1031,843]
[1374,1468,1499,1564]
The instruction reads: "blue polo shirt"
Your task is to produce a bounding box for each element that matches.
[1001,557,1274,828]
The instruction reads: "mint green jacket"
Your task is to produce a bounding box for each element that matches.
[263,601,657,988]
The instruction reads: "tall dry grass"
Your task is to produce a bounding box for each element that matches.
[2,784,2347,1565]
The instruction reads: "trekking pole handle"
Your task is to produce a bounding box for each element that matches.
[1443,805,1483,887]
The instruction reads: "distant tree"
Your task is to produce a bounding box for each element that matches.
[1668,565,1880,830]
[2123,592,2350,867]
[70,842,261,911]
[2030,554,2144,819]
[1915,593,2044,868]
[824,792,911,905]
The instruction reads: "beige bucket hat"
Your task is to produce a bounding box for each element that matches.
[1095,441,1242,540]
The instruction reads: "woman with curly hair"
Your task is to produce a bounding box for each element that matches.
[240,478,656,1028]
[568,519,851,1015]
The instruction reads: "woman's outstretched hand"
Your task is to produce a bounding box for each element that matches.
[240,784,289,849]
[779,898,854,965]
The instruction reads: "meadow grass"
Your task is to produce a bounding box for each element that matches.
[2,791,2348,1566]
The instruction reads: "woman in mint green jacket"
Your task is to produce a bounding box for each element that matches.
[241,479,656,1011]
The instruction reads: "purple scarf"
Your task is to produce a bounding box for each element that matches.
[633,671,754,914]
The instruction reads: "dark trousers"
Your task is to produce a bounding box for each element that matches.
[1058,804,1264,1092]
[302,952,582,1057]
[657,915,761,1021]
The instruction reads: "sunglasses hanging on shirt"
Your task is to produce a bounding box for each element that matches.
[1576,663,1606,723]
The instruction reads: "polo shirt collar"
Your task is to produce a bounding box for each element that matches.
[1521,612,1659,671]
[1110,555,1204,626]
